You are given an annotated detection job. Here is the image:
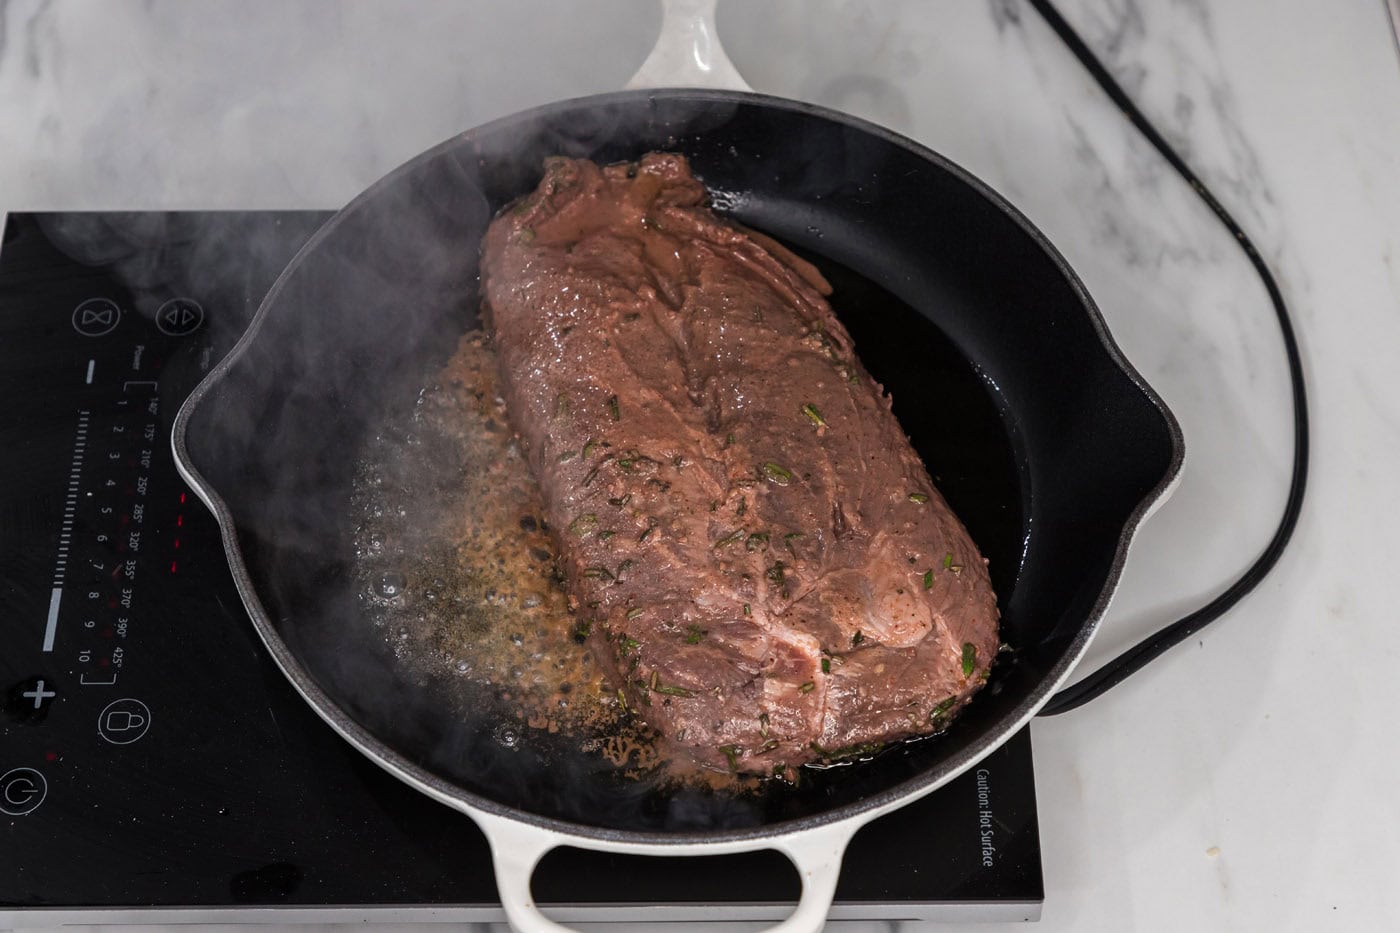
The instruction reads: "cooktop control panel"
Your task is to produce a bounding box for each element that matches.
[0,212,1042,923]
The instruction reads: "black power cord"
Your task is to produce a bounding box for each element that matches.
[1030,0,1310,716]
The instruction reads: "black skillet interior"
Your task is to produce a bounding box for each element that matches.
[180,91,1181,840]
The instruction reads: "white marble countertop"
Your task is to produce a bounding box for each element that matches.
[3,1,1399,931]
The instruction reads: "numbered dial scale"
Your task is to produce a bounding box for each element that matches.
[0,212,1042,923]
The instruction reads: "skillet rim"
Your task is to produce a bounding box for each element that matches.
[171,87,1185,846]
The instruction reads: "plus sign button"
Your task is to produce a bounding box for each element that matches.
[72,298,121,337]
[5,677,57,723]
[155,297,204,336]
[0,768,48,816]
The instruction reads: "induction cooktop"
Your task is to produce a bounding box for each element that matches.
[0,210,1042,925]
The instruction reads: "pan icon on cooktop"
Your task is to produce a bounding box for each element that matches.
[97,698,151,745]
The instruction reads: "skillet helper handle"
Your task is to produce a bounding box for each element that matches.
[626,0,753,92]
[475,812,854,933]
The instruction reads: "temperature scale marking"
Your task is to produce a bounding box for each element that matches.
[44,410,90,652]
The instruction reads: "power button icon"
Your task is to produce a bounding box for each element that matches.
[0,767,48,816]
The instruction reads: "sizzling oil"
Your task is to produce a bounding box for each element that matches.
[351,332,665,774]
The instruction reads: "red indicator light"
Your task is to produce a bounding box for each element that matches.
[177,515,183,527]
[173,538,181,550]
[45,751,57,762]
[106,598,118,610]
[170,560,178,574]
[99,658,110,668]
[179,493,186,504]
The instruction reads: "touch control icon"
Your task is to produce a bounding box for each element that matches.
[72,298,121,337]
[97,698,151,745]
[0,767,47,816]
[155,297,204,336]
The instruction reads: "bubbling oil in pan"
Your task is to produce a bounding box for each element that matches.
[351,331,736,783]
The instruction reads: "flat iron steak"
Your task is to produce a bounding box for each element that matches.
[480,153,999,774]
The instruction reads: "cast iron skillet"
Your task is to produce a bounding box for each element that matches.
[173,89,1182,930]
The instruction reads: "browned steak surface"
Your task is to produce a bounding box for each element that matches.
[481,153,999,773]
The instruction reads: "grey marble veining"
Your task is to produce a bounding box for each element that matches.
[0,0,663,208]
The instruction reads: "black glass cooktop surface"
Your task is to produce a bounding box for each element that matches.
[0,211,1042,924]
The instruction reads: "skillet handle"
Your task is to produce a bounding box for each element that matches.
[474,811,854,933]
[625,0,753,92]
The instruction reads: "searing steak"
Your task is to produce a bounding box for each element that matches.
[481,153,999,774]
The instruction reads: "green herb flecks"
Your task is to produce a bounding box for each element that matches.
[718,744,740,772]
[568,513,597,535]
[922,569,934,590]
[746,532,770,552]
[798,681,815,694]
[580,566,614,581]
[581,438,598,459]
[638,523,657,543]
[802,403,827,428]
[760,462,793,486]
[606,395,621,422]
[557,450,577,463]
[653,683,695,698]
[743,603,751,616]
[765,562,786,587]
[621,636,640,653]
[908,492,929,503]
[571,618,593,643]
[597,530,615,541]
[626,608,644,620]
[516,227,535,244]
[683,624,706,645]
[943,552,954,570]
[616,688,629,712]
[810,740,884,762]
[608,493,631,509]
[930,697,957,723]
[614,559,633,583]
[553,392,571,420]
[821,657,831,674]
[852,630,865,646]
[962,642,977,677]
[783,532,805,555]
[714,528,747,549]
